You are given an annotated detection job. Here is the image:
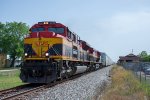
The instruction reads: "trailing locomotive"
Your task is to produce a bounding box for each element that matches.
[20,21,112,83]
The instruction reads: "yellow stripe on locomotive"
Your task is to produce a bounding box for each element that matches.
[24,37,80,61]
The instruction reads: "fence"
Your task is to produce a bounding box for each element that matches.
[118,62,150,84]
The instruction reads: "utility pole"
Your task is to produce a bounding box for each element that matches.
[132,49,133,54]
[140,64,141,82]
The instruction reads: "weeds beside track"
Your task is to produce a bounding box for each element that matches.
[100,65,149,100]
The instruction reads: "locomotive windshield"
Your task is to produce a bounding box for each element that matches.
[31,27,45,32]
[48,28,64,34]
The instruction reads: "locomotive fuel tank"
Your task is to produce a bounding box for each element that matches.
[74,66,88,74]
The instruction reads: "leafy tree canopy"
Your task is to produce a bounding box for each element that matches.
[0,22,29,67]
[139,51,147,58]
[139,51,150,62]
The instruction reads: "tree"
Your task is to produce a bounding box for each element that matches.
[139,51,147,58]
[0,22,6,53]
[0,22,29,67]
[139,51,150,62]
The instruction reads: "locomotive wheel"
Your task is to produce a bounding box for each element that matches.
[65,74,69,79]
[20,72,27,82]
[52,80,56,83]
[59,74,64,80]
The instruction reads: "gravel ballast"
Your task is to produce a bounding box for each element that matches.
[32,66,113,100]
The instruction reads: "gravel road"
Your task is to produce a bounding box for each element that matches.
[31,65,113,100]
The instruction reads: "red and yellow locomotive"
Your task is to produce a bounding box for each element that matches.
[20,21,101,83]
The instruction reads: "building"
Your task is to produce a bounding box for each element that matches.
[0,53,22,68]
[118,53,141,64]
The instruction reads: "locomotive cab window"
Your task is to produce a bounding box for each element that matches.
[72,34,76,42]
[31,27,45,32]
[67,29,72,39]
[48,28,64,34]
[77,36,80,44]
[67,31,71,38]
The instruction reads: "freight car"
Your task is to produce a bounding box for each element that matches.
[20,21,111,83]
[101,52,113,67]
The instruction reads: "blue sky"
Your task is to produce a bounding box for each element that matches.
[1,0,150,61]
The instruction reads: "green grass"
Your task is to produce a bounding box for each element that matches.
[135,72,150,96]
[0,70,24,90]
[141,82,150,97]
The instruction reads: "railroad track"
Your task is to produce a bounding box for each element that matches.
[0,84,43,100]
[0,69,99,100]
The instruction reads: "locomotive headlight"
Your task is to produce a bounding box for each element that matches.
[45,53,49,56]
[25,53,28,56]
